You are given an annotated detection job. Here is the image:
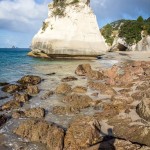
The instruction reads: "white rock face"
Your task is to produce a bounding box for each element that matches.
[111,36,150,51]
[31,0,108,57]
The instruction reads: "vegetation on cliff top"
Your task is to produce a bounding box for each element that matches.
[51,0,79,17]
[101,16,150,45]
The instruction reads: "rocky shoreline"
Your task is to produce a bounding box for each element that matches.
[0,52,150,150]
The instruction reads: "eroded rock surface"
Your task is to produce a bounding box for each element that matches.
[14,119,65,150]
[64,116,102,149]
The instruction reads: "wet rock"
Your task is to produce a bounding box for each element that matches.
[88,81,116,96]
[136,99,150,121]
[111,95,134,105]
[64,116,102,149]
[0,115,7,126]
[94,104,120,121]
[72,86,87,93]
[1,100,23,111]
[26,85,39,95]
[24,107,45,118]
[52,106,80,115]
[0,82,9,86]
[13,93,29,103]
[46,72,56,76]
[61,76,78,82]
[108,117,150,147]
[86,139,141,150]
[12,111,25,119]
[63,94,95,109]
[1,84,21,93]
[104,65,119,79]
[55,83,72,95]
[136,82,150,91]
[14,119,64,150]
[87,70,105,80]
[0,96,8,100]
[18,75,41,85]
[41,90,54,100]
[131,91,145,101]
[75,64,92,76]
[12,107,45,119]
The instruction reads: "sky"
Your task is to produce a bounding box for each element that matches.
[0,0,150,48]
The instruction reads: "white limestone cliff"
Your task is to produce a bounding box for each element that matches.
[30,0,108,58]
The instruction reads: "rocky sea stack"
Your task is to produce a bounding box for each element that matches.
[29,0,108,59]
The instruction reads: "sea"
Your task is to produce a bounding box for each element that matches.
[0,48,68,83]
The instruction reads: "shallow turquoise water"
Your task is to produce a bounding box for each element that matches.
[0,48,60,83]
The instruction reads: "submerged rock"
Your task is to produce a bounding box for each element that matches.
[63,93,94,109]
[30,0,107,59]
[14,119,65,150]
[52,106,80,115]
[1,100,23,111]
[0,82,9,86]
[55,83,72,95]
[1,84,21,93]
[26,85,40,95]
[61,76,78,82]
[0,115,7,126]
[18,75,41,85]
[64,116,102,149]
[12,107,45,119]
[13,93,29,103]
[75,64,92,76]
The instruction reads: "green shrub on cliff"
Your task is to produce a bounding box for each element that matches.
[101,16,150,45]
[101,24,114,45]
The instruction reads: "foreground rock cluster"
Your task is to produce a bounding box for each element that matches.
[0,61,150,150]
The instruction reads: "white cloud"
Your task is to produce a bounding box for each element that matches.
[0,0,51,32]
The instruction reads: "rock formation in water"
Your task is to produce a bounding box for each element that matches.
[29,0,108,58]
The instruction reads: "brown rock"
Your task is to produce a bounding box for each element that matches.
[18,75,41,85]
[0,82,9,86]
[12,107,45,119]
[26,85,39,95]
[136,82,150,91]
[1,100,23,111]
[55,83,71,95]
[13,93,29,102]
[12,111,25,119]
[72,86,87,93]
[14,119,64,150]
[64,116,102,149]
[88,81,116,96]
[86,139,141,150]
[111,95,134,105]
[91,93,99,97]
[63,94,94,109]
[0,115,7,126]
[108,117,150,147]
[131,91,145,101]
[136,99,150,121]
[1,84,20,93]
[75,64,92,76]
[24,107,45,118]
[52,106,80,115]
[61,76,78,82]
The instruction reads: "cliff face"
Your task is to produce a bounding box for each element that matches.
[101,19,150,51]
[30,0,108,58]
